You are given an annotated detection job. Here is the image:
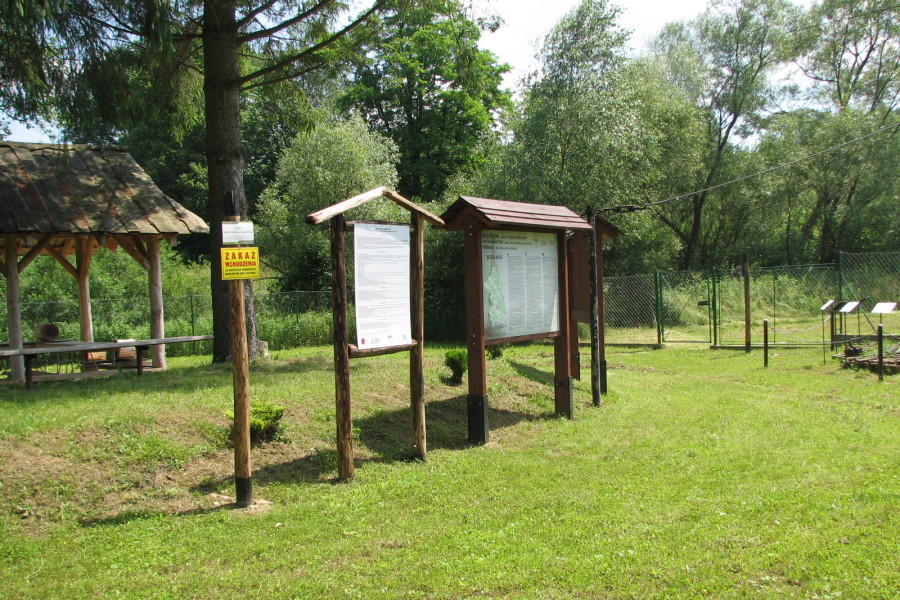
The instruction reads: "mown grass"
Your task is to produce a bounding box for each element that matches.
[0,344,896,599]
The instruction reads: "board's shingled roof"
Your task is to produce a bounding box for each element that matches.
[0,142,208,236]
[440,196,594,231]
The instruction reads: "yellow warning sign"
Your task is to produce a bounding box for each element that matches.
[221,247,260,280]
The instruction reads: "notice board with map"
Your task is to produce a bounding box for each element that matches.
[481,230,559,340]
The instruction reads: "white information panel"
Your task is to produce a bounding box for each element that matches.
[354,223,411,350]
[482,230,559,340]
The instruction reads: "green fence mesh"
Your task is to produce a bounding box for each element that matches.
[3,252,898,355]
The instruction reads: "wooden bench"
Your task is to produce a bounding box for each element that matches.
[0,335,214,389]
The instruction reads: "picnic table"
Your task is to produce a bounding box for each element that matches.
[0,335,214,389]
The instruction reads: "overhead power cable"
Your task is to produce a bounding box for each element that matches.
[597,121,900,214]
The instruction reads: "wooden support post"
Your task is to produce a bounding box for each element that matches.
[225,216,252,506]
[587,208,602,406]
[230,276,252,505]
[465,222,489,445]
[4,237,25,381]
[763,319,769,368]
[743,254,751,353]
[76,237,94,342]
[877,324,884,382]
[331,216,354,479]
[410,213,427,459]
[554,232,573,419]
[597,235,608,394]
[147,235,166,369]
[569,318,581,381]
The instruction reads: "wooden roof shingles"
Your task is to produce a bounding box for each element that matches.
[0,141,208,238]
[440,196,594,232]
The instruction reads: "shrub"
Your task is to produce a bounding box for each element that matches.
[444,349,468,385]
[226,400,286,445]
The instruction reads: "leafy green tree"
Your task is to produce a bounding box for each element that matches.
[340,0,510,201]
[779,0,900,262]
[256,113,401,290]
[649,0,796,268]
[0,0,396,361]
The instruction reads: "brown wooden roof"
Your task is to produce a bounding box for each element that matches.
[0,141,208,239]
[440,196,592,231]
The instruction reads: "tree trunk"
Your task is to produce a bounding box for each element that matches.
[203,0,258,362]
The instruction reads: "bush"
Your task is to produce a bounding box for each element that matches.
[444,349,468,385]
[226,400,286,445]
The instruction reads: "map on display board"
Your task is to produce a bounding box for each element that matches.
[482,230,559,340]
[354,223,411,350]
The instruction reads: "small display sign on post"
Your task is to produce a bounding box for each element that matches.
[220,247,260,280]
[222,221,255,245]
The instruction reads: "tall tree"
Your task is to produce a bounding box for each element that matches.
[256,112,401,290]
[649,0,795,268]
[340,0,510,201]
[510,0,646,210]
[784,0,899,262]
[1,0,395,361]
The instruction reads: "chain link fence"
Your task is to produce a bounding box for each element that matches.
[603,251,899,347]
[3,252,898,356]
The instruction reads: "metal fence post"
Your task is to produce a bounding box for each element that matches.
[654,271,663,345]
[711,266,719,347]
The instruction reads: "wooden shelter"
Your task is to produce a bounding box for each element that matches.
[0,141,208,381]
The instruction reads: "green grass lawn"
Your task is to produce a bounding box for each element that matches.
[1,344,896,599]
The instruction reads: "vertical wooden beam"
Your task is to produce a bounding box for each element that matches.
[568,238,581,381]
[410,213,427,459]
[587,208,602,406]
[331,216,354,479]
[76,237,94,342]
[554,232,573,419]
[597,236,608,394]
[224,211,252,506]
[148,235,166,369]
[229,274,252,506]
[4,237,25,381]
[465,222,488,445]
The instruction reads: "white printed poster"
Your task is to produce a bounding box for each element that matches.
[354,223,411,350]
[482,230,559,340]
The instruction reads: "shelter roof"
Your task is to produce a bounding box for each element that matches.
[0,141,208,241]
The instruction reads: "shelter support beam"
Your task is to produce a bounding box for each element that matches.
[4,237,24,381]
[148,236,166,369]
[76,237,94,342]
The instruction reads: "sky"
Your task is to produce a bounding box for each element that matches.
[7,0,711,143]
[478,0,711,89]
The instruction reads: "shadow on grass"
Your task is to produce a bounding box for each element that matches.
[74,387,550,529]
[507,360,554,386]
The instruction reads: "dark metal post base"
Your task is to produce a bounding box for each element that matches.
[467,394,489,445]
